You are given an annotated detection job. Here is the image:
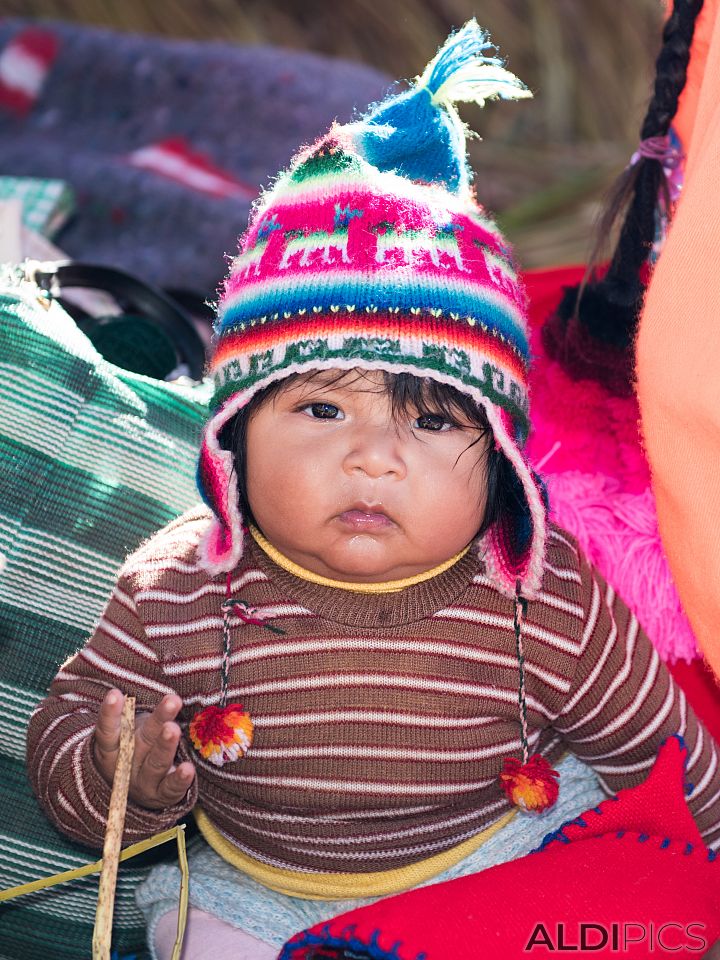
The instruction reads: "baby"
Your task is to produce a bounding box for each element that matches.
[27,21,720,960]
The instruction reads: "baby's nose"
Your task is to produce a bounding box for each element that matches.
[343,424,407,478]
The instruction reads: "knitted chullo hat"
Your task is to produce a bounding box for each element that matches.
[197,20,546,600]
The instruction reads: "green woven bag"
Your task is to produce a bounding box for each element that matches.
[0,268,208,959]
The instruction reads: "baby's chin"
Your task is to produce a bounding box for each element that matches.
[306,535,441,583]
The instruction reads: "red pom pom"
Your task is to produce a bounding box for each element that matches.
[499,753,560,812]
[189,703,253,767]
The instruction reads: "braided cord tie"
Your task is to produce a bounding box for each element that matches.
[187,573,277,767]
[219,574,286,707]
[217,576,235,708]
[513,585,530,766]
[498,584,560,812]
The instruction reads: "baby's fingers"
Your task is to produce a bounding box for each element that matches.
[155,761,196,808]
[93,689,124,778]
[133,694,183,764]
[131,722,194,809]
[130,720,188,807]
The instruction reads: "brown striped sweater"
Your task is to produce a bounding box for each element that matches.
[27,507,720,872]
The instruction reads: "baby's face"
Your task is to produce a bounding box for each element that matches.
[245,369,489,582]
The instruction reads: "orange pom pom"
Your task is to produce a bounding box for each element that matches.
[190,703,254,766]
[499,753,560,812]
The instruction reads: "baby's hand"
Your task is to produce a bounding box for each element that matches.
[93,688,196,810]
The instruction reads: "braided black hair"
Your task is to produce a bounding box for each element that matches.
[543,0,704,391]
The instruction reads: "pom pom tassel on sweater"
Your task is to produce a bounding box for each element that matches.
[499,587,560,812]
[189,574,285,766]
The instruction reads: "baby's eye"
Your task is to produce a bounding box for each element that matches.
[301,402,344,420]
[413,413,453,432]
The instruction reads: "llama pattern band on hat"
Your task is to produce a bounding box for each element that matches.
[197,20,547,599]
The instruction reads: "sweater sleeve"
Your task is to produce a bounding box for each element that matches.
[553,556,720,849]
[26,575,199,850]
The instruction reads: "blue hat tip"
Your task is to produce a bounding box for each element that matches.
[360,86,466,192]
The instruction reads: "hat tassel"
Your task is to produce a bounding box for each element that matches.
[419,18,532,112]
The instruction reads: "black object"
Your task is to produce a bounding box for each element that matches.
[31,261,208,380]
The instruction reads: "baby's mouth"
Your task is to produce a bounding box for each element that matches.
[336,504,395,530]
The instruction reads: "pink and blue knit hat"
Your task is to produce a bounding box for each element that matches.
[197,21,547,599]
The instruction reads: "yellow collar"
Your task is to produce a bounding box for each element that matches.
[249,525,470,594]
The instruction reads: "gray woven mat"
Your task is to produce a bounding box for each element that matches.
[0,19,389,294]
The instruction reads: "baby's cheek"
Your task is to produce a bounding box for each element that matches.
[246,454,293,520]
[422,450,487,524]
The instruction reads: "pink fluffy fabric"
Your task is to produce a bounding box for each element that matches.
[545,472,696,662]
[524,272,698,663]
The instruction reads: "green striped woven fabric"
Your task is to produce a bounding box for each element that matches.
[0,269,208,959]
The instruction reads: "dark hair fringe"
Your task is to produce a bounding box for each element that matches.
[222,368,512,541]
[544,0,704,382]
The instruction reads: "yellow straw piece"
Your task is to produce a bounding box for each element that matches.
[171,822,189,960]
[0,824,189,958]
[0,826,183,902]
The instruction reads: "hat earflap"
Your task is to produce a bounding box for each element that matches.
[480,403,547,599]
[197,393,253,575]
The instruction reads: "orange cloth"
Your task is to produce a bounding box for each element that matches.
[637,0,720,683]
[671,0,719,155]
